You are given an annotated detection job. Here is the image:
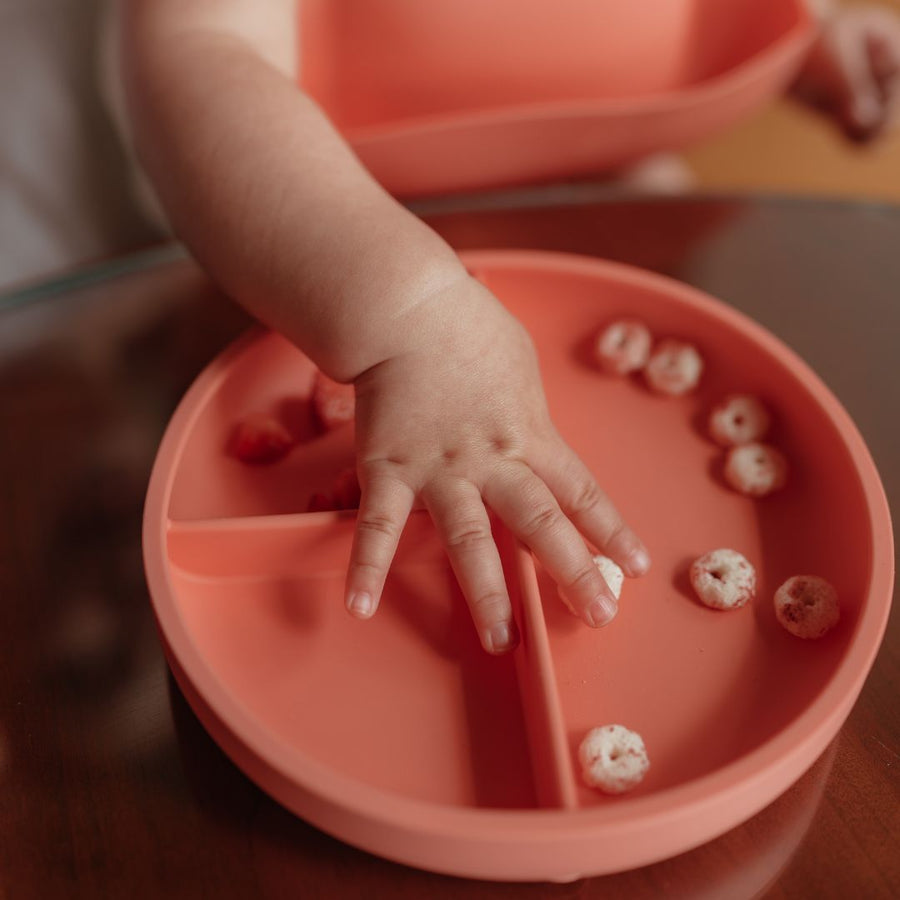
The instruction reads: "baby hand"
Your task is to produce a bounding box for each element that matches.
[794,4,900,140]
[344,273,650,654]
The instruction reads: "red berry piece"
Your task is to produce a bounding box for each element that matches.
[232,413,294,464]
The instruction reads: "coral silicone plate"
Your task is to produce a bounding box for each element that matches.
[299,0,815,196]
[143,252,892,882]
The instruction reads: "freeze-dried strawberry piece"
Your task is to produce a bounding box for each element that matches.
[304,469,360,512]
[232,413,293,464]
[333,467,361,510]
[306,492,333,513]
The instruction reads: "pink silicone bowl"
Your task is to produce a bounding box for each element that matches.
[299,0,816,196]
[143,251,892,881]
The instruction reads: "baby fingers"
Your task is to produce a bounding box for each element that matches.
[533,442,651,578]
[423,478,519,654]
[345,473,415,619]
[483,463,619,628]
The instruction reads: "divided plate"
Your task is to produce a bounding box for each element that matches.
[144,251,892,881]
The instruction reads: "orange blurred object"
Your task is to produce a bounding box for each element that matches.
[300,0,815,195]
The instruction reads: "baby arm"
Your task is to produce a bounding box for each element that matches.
[121,0,650,653]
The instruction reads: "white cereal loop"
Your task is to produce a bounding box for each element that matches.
[594,319,652,375]
[690,549,757,610]
[579,725,649,794]
[708,394,771,447]
[775,576,840,639]
[558,555,624,613]
[592,555,624,599]
[644,339,704,395]
[724,443,788,497]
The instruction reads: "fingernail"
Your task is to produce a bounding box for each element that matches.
[486,620,519,654]
[584,594,618,627]
[624,545,652,577]
[347,591,374,619]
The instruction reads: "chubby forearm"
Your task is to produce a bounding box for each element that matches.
[119,0,465,380]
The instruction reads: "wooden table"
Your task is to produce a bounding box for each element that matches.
[1,195,897,899]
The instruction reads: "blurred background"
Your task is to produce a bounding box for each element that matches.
[1,0,899,294]
[684,0,900,199]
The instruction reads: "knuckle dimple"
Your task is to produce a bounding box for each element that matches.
[490,434,517,455]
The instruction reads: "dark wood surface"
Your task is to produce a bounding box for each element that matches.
[1,196,897,899]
